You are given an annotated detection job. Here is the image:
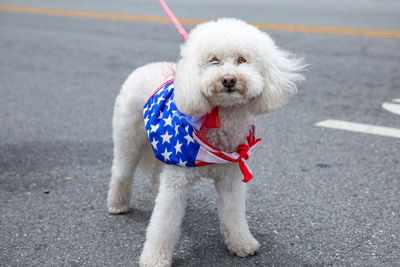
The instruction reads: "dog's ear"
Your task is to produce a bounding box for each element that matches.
[251,38,305,115]
[174,47,211,117]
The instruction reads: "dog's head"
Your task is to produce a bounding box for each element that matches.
[174,18,305,116]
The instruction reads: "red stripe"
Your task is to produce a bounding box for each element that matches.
[194,133,239,162]
[195,162,214,167]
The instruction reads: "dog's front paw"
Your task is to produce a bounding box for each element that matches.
[226,235,260,257]
[139,250,171,267]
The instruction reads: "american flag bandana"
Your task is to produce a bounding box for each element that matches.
[143,78,261,182]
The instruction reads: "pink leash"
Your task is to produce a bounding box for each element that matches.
[158,0,188,41]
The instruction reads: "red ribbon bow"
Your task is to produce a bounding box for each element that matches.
[236,137,260,183]
[238,144,252,183]
[238,144,250,160]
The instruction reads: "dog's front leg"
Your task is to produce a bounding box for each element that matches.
[139,166,194,267]
[214,168,260,257]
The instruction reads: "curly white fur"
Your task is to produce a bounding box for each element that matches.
[107,18,305,267]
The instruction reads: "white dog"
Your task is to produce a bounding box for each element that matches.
[107,18,304,266]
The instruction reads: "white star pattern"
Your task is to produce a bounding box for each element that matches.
[151,138,159,150]
[177,158,187,167]
[144,116,150,126]
[158,111,164,119]
[163,115,173,127]
[184,133,194,145]
[161,148,172,161]
[165,100,172,111]
[172,110,183,120]
[150,124,159,133]
[161,131,173,144]
[156,96,165,105]
[174,124,180,136]
[174,140,182,154]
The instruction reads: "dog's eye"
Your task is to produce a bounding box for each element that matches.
[237,57,247,64]
[209,57,220,64]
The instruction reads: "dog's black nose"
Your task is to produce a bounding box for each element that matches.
[221,74,237,88]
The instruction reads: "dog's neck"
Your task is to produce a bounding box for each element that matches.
[202,104,256,152]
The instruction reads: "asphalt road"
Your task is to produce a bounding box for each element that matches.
[1,1,400,266]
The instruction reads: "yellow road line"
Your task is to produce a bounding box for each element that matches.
[1,4,400,39]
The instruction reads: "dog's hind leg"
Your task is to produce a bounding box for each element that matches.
[107,94,146,214]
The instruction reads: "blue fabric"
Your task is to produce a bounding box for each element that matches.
[143,80,200,167]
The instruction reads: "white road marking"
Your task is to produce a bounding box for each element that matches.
[382,102,400,115]
[315,119,400,139]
